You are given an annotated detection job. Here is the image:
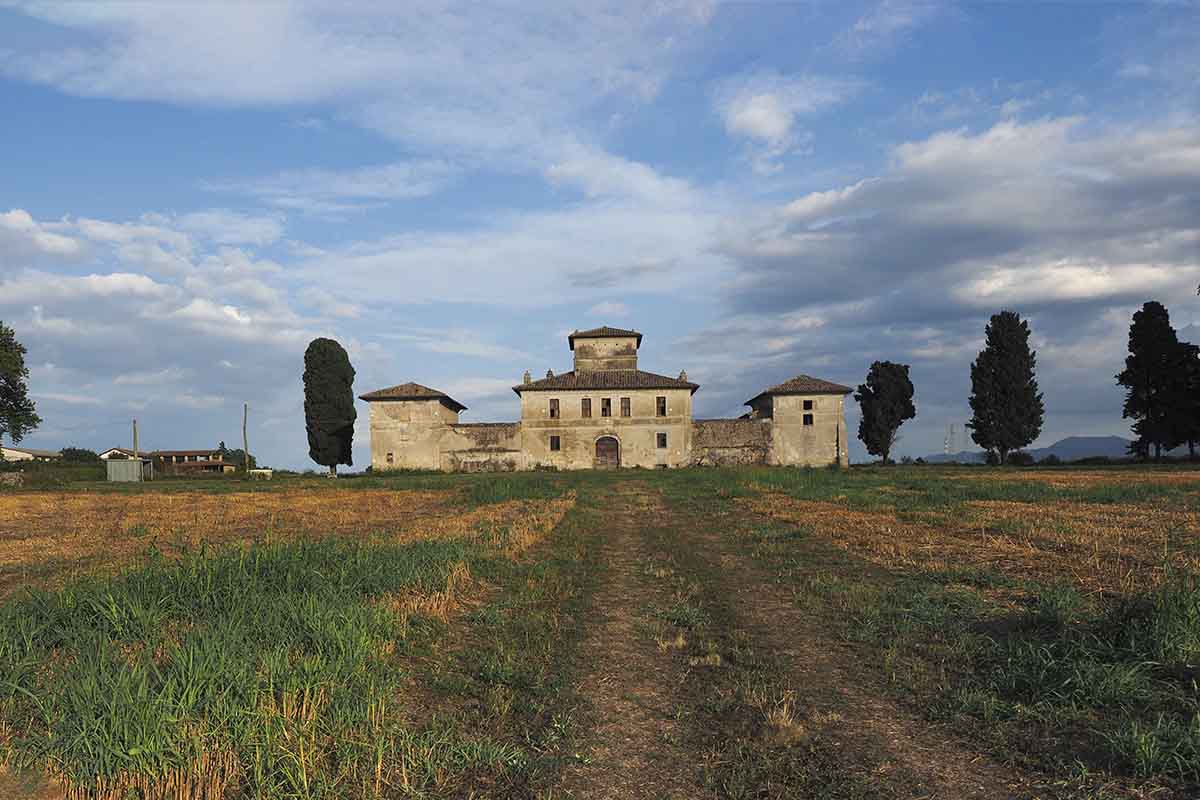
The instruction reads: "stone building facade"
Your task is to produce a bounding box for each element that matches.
[361,326,851,471]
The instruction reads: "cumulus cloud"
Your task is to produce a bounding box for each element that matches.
[0,209,84,270]
[715,73,858,172]
[688,115,1200,456]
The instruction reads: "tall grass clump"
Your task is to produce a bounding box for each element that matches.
[0,537,522,799]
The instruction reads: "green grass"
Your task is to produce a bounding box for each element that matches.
[732,519,1200,791]
[0,480,598,800]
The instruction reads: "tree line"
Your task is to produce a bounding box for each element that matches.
[855,301,1197,464]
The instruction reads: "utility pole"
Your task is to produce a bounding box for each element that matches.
[133,419,139,459]
[242,403,249,476]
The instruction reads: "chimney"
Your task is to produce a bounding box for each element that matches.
[679,369,688,382]
[546,368,555,379]
[523,370,531,385]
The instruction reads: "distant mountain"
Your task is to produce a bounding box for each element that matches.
[922,435,1132,464]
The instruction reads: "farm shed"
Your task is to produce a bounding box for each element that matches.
[106,458,153,482]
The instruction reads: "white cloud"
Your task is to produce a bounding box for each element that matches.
[715,73,858,173]
[205,162,458,214]
[0,209,84,269]
[546,145,696,205]
[298,287,361,319]
[834,1,942,60]
[114,366,191,386]
[174,210,285,246]
[1,3,712,167]
[34,391,103,406]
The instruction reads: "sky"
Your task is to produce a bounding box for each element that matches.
[1,0,1198,468]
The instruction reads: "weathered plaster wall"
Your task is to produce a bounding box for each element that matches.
[769,394,849,467]
[572,336,639,372]
[520,387,692,469]
[440,423,523,472]
[689,419,771,466]
[367,399,460,471]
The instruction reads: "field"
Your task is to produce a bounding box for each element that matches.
[0,466,1196,799]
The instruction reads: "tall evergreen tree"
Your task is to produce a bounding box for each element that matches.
[967,310,1044,465]
[0,322,41,452]
[303,338,356,475]
[854,361,916,464]
[1171,340,1200,461]
[1116,301,1184,460]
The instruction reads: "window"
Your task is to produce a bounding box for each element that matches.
[656,396,667,417]
[550,435,561,452]
[620,397,631,417]
[656,432,667,449]
[549,398,560,419]
[386,452,394,464]
[803,414,814,426]
[601,398,612,417]
[581,398,591,418]
[803,399,813,410]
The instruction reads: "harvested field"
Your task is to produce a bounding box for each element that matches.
[742,493,1200,594]
[0,465,1196,800]
[0,488,573,596]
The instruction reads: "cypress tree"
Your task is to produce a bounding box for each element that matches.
[967,310,1044,465]
[0,321,41,452]
[1116,301,1183,460]
[303,338,357,475]
[1175,341,1200,460]
[854,360,916,464]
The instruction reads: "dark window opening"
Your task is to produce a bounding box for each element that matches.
[581,398,591,418]
[803,413,814,426]
[803,399,813,410]
[550,435,561,451]
[656,432,667,449]
[386,452,394,464]
[601,398,612,417]
[620,397,631,417]
[549,398,559,419]
[656,396,667,417]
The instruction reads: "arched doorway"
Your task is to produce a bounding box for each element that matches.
[594,436,620,469]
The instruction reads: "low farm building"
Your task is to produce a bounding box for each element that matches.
[362,326,851,471]
[0,446,62,462]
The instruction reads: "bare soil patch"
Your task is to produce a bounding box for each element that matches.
[555,485,713,800]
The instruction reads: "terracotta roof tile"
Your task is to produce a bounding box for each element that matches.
[568,326,643,350]
[358,382,468,411]
[514,369,698,394]
[746,374,853,405]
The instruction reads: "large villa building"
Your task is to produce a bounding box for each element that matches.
[360,326,851,471]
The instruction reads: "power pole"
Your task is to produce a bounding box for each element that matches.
[242,403,249,476]
[133,419,139,459]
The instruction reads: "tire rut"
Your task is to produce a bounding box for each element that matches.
[554,484,715,800]
[680,502,1053,800]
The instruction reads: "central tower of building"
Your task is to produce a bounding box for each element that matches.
[568,326,643,373]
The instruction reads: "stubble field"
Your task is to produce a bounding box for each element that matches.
[0,465,1195,799]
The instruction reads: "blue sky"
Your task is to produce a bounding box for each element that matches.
[1,1,1197,467]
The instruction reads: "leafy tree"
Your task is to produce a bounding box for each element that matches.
[60,447,100,463]
[854,360,916,464]
[967,310,1045,465]
[0,322,41,450]
[216,442,257,471]
[303,338,356,476]
[1116,301,1186,460]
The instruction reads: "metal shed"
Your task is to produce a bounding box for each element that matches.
[106,458,153,482]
